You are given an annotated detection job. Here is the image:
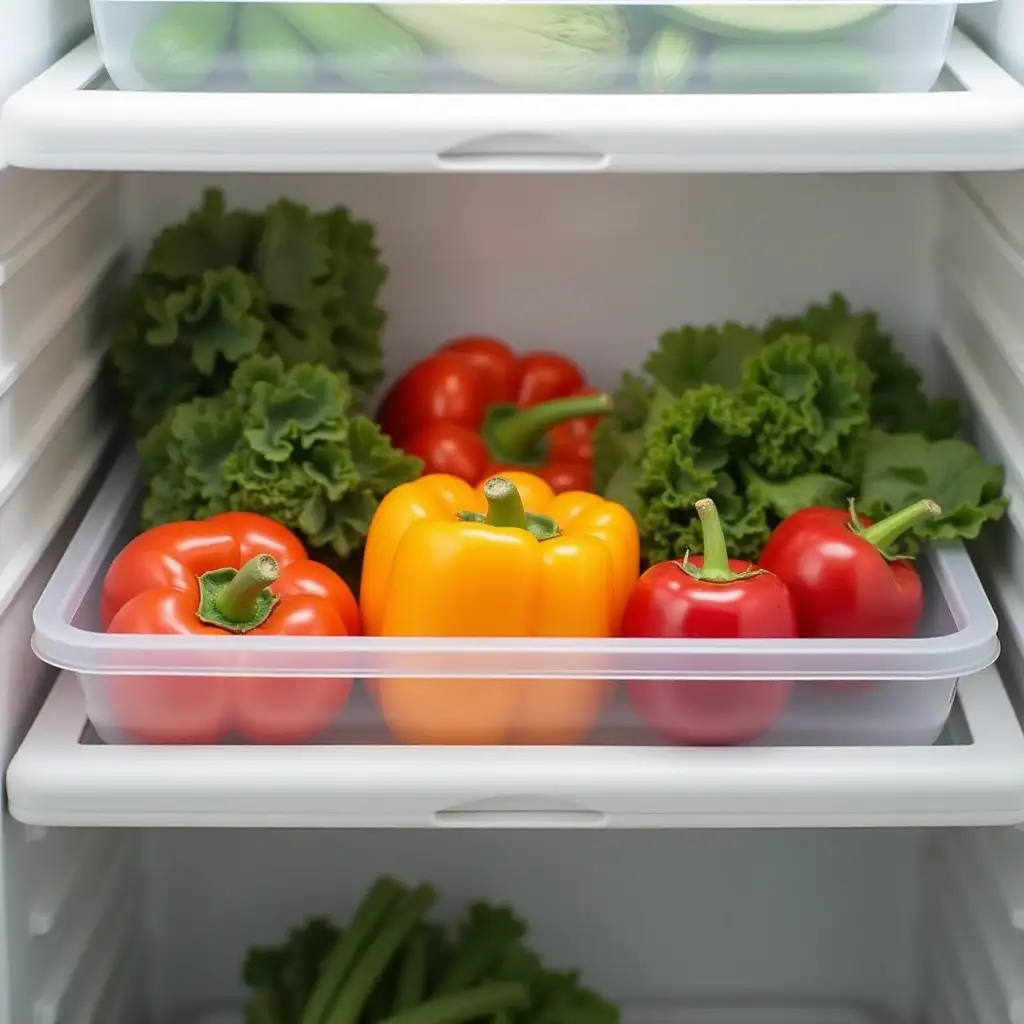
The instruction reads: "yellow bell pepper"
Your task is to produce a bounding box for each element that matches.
[359,471,640,744]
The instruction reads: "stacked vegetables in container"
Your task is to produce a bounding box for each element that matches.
[122,0,910,95]
[96,190,1007,748]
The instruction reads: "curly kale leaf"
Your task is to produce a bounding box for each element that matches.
[139,355,422,558]
[741,333,869,481]
[856,430,1008,555]
[636,385,769,563]
[644,321,763,394]
[766,292,961,439]
[111,188,388,434]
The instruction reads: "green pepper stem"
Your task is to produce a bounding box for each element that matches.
[215,554,280,621]
[488,394,613,461]
[694,498,734,581]
[858,499,941,554]
[483,477,529,530]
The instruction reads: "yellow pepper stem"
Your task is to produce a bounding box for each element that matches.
[458,477,561,541]
[483,477,528,529]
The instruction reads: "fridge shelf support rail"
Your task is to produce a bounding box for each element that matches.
[9,668,1024,828]
[4,32,1024,173]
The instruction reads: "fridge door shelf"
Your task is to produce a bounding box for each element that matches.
[10,665,1024,828]
[4,31,1024,173]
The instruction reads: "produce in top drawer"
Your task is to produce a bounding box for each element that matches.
[131,2,233,89]
[706,43,880,93]
[638,26,699,93]
[100,513,359,743]
[759,499,939,638]
[378,337,612,494]
[663,3,884,36]
[623,497,797,744]
[237,5,318,92]
[379,3,630,89]
[362,472,639,744]
[282,4,424,91]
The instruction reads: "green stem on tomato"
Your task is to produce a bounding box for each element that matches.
[858,499,941,555]
[379,982,529,1024]
[487,394,613,462]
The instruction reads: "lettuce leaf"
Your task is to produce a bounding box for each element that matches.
[139,355,422,559]
[856,430,1008,555]
[111,188,388,434]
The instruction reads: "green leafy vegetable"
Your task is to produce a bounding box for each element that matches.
[139,354,422,559]
[857,430,1008,554]
[244,877,618,1024]
[111,188,388,434]
[597,292,1006,563]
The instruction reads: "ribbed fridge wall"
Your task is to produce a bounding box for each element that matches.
[0,164,129,1024]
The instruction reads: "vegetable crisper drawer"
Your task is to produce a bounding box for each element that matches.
[32,447,1000,748]
[91,0,985,95]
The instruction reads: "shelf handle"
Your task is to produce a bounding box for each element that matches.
[434,795,607,828]
[436,133,609,172]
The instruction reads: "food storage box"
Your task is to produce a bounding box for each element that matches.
[32,447,1000,747]
[90,0,988,96]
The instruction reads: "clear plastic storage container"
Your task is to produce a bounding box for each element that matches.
[32,447,1000,748]
[90,0,987,95]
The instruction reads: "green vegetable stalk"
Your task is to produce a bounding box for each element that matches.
[244,877,619,1024]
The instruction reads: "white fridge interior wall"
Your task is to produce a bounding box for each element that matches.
[142,827,924,1022]
[123,172,942,384]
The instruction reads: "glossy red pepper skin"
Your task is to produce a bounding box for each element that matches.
[101,513,359,745]
[757,503,937,639]
[377,336,608,494]
[623,555,797,745]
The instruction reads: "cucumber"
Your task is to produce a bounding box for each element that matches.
[281,4,422,91]
[664,4,884,39]
[131,3,234,89]
[707,42,880,92]
[237,5,317,91]
[638,26,697,93]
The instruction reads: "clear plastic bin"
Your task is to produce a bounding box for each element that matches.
[90,0,986,96]
[33,447,1000,747]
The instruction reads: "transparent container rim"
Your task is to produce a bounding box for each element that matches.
[31,448,1000,682]
[116,0,999,6]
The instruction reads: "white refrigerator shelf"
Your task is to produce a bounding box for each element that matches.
[3,31,1024,173]
[9,666,1024,829]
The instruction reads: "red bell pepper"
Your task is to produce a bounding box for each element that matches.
[377,335,612,494]
[101,512,359,744]
[757,499,941,638]
[622,498,797,745]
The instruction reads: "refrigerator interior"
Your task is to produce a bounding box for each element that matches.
[2,165,1024,1024]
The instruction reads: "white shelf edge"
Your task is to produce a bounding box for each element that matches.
[3,32,1024,172]
[9,667,1024,828]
